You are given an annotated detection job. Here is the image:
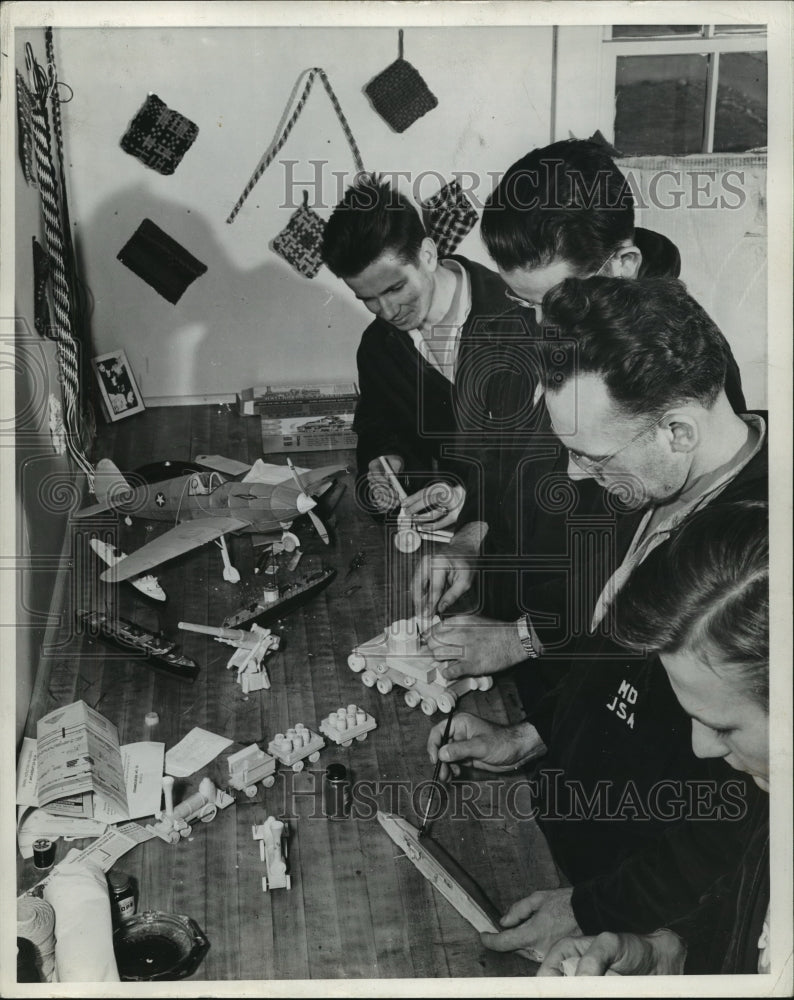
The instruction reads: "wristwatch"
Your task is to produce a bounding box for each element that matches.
[515,614,539,658]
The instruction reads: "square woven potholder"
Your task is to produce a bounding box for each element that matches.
[421,179,479,257]
[272,196,327,278]
[120,94,199,175]
[364,31,437,133]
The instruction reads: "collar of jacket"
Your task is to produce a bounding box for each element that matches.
[635,227,682,279]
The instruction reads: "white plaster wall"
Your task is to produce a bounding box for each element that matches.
[47,25,555,401]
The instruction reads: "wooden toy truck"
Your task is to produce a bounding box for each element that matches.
[319,705,377,746]
[267,724,324,772]
[227,744,277,797]
[348,618,492,715]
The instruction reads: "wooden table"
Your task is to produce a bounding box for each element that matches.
[18,405,559,982]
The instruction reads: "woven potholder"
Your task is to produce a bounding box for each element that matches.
[120,94,199,175]
[364,31,437,133]
[421,179,479,257]
[272,194,327,278]
[117,218,207,304]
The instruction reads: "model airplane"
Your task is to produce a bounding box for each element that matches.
[73,454,347,584]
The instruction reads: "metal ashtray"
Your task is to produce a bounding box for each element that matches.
[113,911,210,981]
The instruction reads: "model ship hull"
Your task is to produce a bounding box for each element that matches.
[222,567,337,630]
[76,609,200,683]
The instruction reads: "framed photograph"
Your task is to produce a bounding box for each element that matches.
[91,350,145,422]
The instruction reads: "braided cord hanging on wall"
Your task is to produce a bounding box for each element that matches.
[227,67,364,224]
[26,32,94,485]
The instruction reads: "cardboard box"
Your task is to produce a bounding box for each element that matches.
[260,413,357,453]
[238,382,359,417]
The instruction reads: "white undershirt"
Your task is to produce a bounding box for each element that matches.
[408,259,472,383]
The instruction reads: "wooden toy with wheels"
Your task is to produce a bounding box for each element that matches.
[348,617,492,715]
[267,724,325,772]
[319,705,377,746]
[227,743,277,797]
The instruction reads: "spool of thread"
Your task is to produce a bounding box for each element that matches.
[17,895,56,982]
[32,838,56,870]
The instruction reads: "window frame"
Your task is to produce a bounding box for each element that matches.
[599,25,768,154]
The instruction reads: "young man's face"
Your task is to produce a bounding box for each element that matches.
[544,373,690,509]
[661,647,769,791]
[344,240,437,331]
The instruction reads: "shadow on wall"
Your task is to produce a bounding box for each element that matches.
[79,184,366,400]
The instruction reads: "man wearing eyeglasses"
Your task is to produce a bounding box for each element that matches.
[412,138,747,624]
[422,275,767,961]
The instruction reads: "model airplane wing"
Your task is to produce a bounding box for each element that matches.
[100,517,252,582]
[376,811,539,963]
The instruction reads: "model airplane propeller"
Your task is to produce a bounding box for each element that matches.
[73,454,346,584]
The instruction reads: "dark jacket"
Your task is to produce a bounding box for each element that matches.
[670,803,769,974]
[517,423,768,934]
[352,255,515,497]
[457,227,746,621]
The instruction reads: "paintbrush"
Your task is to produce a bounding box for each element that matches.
[418,711,454,839]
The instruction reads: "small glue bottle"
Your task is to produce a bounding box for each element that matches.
[107,871,136,924]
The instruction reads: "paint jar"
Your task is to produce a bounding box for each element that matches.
[108,871,136,924]
[323,763,351,820]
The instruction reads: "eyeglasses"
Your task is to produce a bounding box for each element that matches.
[504,249,621,312]
[567,419,658,475]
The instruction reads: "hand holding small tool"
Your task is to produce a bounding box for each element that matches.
[418,711,454,838]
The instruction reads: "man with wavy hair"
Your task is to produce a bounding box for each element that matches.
[424,275,767,960]
[322,173,516,522]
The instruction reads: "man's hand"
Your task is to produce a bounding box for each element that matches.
[537,928,687,977]
[481,888,580,963]
[424,615,526,679]
[427,711,546,781]
[366,454,404,512]
[411,523,484,620]
[402,482,466,530]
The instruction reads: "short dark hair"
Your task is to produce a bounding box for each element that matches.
[615,501,769,707]
[481,140,635,273]
[321,173,427,278]
[541,276,731,417]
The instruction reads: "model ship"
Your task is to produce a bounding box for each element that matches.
[222,566,337,630]
[76,609,200,683]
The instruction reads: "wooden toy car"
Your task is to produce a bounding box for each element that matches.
[227,744,277,797]
[252,817,291,891]
[348,618,492,715]
[319,705,377,747]
[266,724,324,772]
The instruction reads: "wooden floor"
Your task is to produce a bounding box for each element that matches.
[18,404,560,982]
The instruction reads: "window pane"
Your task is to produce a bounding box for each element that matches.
[615,54,708,155]
[611,25,702,38]
[714,24,766,35]
[713,52,767,151]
